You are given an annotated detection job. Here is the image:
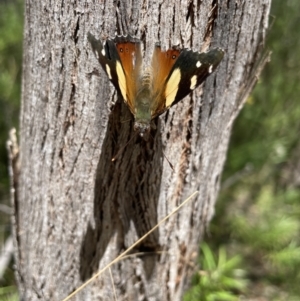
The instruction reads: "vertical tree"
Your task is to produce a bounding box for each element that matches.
[9,0,271,300]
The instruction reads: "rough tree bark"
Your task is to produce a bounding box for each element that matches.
[9,0,271,300]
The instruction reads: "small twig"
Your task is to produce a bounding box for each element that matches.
[109,268,118,301]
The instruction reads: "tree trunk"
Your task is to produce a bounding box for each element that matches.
[10,0,271,300]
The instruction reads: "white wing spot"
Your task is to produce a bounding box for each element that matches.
[208,65,213,73]
[101,41,107,56]
[106,64,112,79]
[190,75,197,90]
[196,61,202,68]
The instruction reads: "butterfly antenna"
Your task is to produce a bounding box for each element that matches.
[120,118,131,124]
[111,132,138,162]
[149,132,174,171]
[163,151,174,171]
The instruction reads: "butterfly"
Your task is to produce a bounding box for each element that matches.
[88,33,224,137]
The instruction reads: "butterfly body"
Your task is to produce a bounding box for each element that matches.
[88,33,224,137]
[133,87,153,134]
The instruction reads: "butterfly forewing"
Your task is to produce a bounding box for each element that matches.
[88,33,124,97]
[150,45,182,116]
[151,47,224,118]
[87,33,143,115]
[168,48,224,105]
[113,36,143,112]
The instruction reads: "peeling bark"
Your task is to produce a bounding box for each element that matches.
[13,0,271,300]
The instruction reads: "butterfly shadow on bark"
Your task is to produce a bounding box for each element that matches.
[79,99,163,281]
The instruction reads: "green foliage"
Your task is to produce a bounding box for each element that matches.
[232,185,300,250]
[230,182,300,285]
[184,244,247,301]
[0,286,18,301]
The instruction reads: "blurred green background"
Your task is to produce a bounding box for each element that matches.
[0,1,22,300]
[0,1,299,300]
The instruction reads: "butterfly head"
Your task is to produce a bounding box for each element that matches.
[133,120,151,137]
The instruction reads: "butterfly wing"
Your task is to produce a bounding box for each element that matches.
[150,45,224,118]
[150,44,182,116]
[88,33,142,115]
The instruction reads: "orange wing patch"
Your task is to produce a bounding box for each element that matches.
[151,46,181,116]
[116,42,142,113]
[151,46,180,90]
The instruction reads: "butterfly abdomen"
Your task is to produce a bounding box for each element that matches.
[133,86,153,135]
